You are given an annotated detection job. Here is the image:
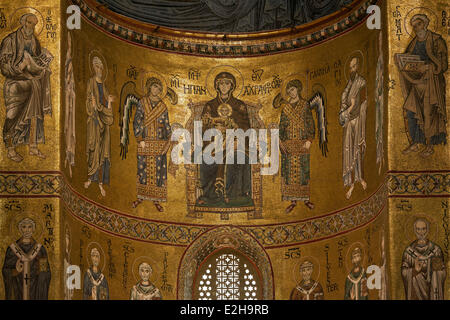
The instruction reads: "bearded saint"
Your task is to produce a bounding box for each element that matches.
[401,218,446,300]
[0,13,52,162]
[397,14,447,158]
[339,56,368,200]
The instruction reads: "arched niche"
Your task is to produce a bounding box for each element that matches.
[177,226,274,300]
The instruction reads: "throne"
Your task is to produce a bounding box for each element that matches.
[183,100,265,220]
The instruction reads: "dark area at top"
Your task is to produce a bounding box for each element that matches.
[97,0,354,33]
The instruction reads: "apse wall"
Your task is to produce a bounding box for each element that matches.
[58,0,389,300]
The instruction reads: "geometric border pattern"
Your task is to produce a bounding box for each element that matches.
[0,172,61,195]
[73,0,378,57]
[0,171,391,248]
[388,171,450,196]
[1,171,447,247]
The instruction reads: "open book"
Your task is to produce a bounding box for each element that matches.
[24,48,53,73]
[395,53,424,72]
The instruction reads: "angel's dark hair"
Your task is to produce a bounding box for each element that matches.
[145,77,162,94]
[286,79,303,96]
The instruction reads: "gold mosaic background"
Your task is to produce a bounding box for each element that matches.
[0,0,448,300]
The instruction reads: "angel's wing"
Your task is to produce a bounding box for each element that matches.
[184,100,208,133]
[119,81,142,160]
[166,87,178,105]
[309,91,328,157]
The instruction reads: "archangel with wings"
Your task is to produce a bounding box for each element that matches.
[119,74,178,211]
[273,78,328,213]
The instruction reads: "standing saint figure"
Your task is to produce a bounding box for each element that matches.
[375,31,384,175]
[0,13,53,162]
[2,217,51,300]
[396,14,447,158]
[275,79,328,213]
[64,32,76,177]
[83,247,109,300]
[344,247,368,300]
[84,56,115,197]
[130,262,162,300]
[401,218,446,300]
[290,260,324,300]
[119,76,178,212]
[339,56,367,199]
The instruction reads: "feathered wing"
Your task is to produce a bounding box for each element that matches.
[166,87,178,105]
[119,81,142,160]
[309,91,328,157]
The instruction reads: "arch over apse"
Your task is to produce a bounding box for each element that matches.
[177,226,274,300]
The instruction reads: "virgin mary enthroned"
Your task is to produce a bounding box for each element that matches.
[197,72,253,207]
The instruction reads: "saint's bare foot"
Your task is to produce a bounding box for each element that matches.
[402,143,420,155]
[7,149,23,162]
[345,184,354,199]
[99,184,106,197]
[361,179,367,190]
[29,147,46,159]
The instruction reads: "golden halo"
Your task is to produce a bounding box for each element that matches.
[9,213,43,241]
[88,50,108,81]
[344,242,367,274]
[280,73,308,101]
[205,65,244,98]
[344,50,365,82]
[9,7,44,36]
[139,70,167,99]
[404,7,438,37]
[85,242,106,273]
[132,256,159,284]
[218,103,232,117]
[403,214,438,242]
[64,223,72,255]
[291,255,321,286]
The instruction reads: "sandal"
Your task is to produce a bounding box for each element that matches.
[154,202,164,212]
[132,199,143,208]
[285,201,297,214]
[304,200,315,210]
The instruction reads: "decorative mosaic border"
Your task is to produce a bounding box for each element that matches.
[0,172,61,196]
[247,183,387,248]
[0,171,386,247]
[72,0,378,57]
[1,171,448,247]
[388,171,450,197]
